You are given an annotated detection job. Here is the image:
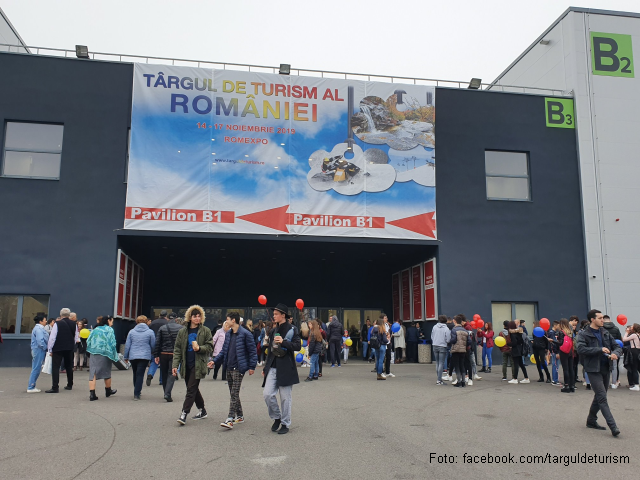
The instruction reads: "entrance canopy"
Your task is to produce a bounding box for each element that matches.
[118,233,437,323]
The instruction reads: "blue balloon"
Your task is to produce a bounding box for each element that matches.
[302,340,308,347]
[296,353,303,362]
[616,339,623,348]
[533,327,545,338]
[392,323,401,333]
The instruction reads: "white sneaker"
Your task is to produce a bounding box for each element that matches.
[467,380,473,386]
[387,373,395,378]
[508,379,519,384]
[27,388,41,393]
[380,373,386,378]
[451,378,458,385]
[520,378,530,384]
[630,385,640,391]
[474,374,482,380]
[583,381,587,386]
[442,374,451,381]
[611,384,618,389]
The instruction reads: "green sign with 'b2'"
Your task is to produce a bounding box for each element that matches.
[591,32,634,78]
[545,98,575,129]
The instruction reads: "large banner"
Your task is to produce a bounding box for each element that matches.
[125,64,436,239]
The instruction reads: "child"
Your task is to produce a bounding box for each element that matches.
[305,320,323,381]
[342,330,350,364]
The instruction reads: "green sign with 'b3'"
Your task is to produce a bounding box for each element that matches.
[591,32,634,78]
[545,98,574,129]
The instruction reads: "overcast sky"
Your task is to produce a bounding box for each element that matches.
[3,0,640,83]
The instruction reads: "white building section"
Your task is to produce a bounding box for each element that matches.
[492,7,640,323]
[0,7,29,53]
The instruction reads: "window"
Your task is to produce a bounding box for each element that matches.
[2,122,64,179]
[491,302,537,336]
[485,150,530,201]
[0,295,49,335]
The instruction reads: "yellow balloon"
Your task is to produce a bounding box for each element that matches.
[80,328,90,339]
[345,339,353,346]
[530,354,536,364]
[299,347,306,355]
[494,336,506,348]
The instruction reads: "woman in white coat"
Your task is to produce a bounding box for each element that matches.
[392,320,406,363]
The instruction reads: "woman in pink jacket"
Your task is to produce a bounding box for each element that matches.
[477,323,494,373]
[211,323,227,381]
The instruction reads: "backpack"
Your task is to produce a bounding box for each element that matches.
[369,328,381,349]
[559,334,573,354]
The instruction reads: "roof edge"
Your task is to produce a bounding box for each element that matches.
[490,6,640,87]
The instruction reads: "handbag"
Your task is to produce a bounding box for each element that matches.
[42,353,52,375]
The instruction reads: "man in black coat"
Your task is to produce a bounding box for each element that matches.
[576,309,622,436]
[262,303,301,435]
[327,315,343,367]
[147,311,168,386]
[46,308,78,393]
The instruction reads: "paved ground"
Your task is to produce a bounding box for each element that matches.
[0,362,638,479]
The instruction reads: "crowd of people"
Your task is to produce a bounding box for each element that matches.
[27,305,636,437]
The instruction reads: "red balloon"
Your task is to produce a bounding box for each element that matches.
[476,319,484,329]
[617,314,628,326]
[296,299,304,310]
[258,295,267,305]
[470,321,477,329]
[473,314,481,321]
[539,318,550,331]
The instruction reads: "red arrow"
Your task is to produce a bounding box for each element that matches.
[388,211,436,238]
[238,205,290,232]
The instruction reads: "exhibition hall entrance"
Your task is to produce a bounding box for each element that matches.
[116,233,438,328]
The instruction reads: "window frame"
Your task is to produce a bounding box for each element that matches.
[0,294,50,339]
[2,121,64,180]
[485,149,532,202]
[491,301,538,336]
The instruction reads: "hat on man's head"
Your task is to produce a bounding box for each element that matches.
[160,310,168,316]
[270,303,291,319]
[168,312,177,319]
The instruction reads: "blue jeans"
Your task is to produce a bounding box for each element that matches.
[309,353,319,378]
[148,359,163,384]
[550,353,559,383]
[482,345,493,368]
[362,342,368,360]
[28,349,46,389]
[376,346,386,374]
[433,345,447,382]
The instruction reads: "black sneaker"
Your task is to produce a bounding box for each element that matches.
[192,408,208,420]
[146,375,152,387]
[305,377,313,382]
[164,395,173,402]
[586,385,592,390]
[177,411,187,425]
[271,419,281,432]
[45,388,59,393]
[278,425,290,435]
[586,422,606,430]
[64,385,72,391]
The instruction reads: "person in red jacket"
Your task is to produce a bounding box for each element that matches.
[478,323,495,373]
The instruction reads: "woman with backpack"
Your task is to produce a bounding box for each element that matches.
[371,317,388,380]
[554,319,576,393]
[507,321,530,384]
[305,320,323,382]
[622,323,640,391]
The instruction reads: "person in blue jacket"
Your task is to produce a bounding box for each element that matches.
[27,315,50,393]
[124,315,156,400]
[209,312,257,429]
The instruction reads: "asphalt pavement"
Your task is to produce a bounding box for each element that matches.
[0,361,637,479]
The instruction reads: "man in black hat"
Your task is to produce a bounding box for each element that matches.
[262,303,301,434]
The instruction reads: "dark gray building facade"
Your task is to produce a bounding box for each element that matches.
[0,51,587,366]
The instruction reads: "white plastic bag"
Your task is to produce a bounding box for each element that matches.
[42,353,52,375]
